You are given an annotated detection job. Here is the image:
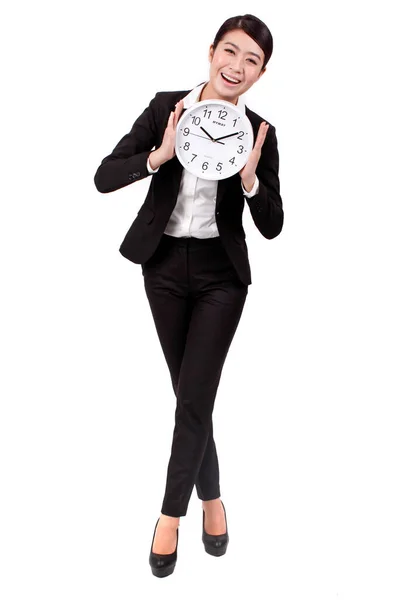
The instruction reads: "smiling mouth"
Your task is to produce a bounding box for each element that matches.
[221,72,241,84]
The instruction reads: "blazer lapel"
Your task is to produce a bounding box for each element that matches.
[216,177,230,210]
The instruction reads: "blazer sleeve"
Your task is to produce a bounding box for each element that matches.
[94,94,160,193]
[245,124,284,239]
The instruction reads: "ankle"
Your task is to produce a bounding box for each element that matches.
[202,498,221,509]
[159,514,180,528]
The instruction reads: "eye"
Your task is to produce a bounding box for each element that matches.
[225,48,257,64]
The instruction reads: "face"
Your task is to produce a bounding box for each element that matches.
[201,29,266,105]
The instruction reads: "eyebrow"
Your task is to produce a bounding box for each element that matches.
[223,41,261,61]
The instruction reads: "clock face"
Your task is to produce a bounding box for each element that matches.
[175,99,254,181]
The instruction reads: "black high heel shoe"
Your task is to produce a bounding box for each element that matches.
[202,500,229,556]
[149,518,179,578]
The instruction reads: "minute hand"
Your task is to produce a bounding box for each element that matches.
[213,132,240,142]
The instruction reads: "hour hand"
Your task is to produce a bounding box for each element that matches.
[213,132,240,142]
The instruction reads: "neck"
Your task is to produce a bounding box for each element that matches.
[199,82,238,106]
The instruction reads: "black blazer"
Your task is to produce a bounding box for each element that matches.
[94,84,284,285]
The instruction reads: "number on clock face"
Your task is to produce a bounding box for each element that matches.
[175,99,254,180]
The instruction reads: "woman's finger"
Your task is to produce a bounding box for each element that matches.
[262,122,269,139]
[174,101,183,127]
[254,122,269,149]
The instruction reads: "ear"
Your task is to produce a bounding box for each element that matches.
[258,67,267,80]
[208,44,214,63]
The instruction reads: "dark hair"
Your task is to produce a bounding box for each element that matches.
[211,14,273,72]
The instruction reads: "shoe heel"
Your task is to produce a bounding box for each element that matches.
[149,518,179,577]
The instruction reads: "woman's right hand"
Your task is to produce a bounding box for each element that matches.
[150,99,185,168]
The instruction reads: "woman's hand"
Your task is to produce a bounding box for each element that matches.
[239,121,269,191]
[149,100,185,169]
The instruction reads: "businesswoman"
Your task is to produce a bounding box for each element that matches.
[94,13,283,577]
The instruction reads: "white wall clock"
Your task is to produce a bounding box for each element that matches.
[175,99,254,180]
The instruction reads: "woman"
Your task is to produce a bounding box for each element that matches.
[94,14,283,577]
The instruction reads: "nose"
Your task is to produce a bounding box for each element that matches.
[229,56,244,75]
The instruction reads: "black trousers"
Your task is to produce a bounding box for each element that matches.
[141,233,248,517]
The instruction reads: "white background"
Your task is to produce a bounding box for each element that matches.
[1,0,399,598]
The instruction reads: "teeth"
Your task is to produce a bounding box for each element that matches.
[222,73,240,83]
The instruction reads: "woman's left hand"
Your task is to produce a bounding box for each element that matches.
[239,122,269,192]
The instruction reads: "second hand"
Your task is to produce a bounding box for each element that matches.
[189,132,225,145]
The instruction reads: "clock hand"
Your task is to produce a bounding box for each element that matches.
[200,126,215,141]
[190,132,225,145]
[213,132,240,142]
